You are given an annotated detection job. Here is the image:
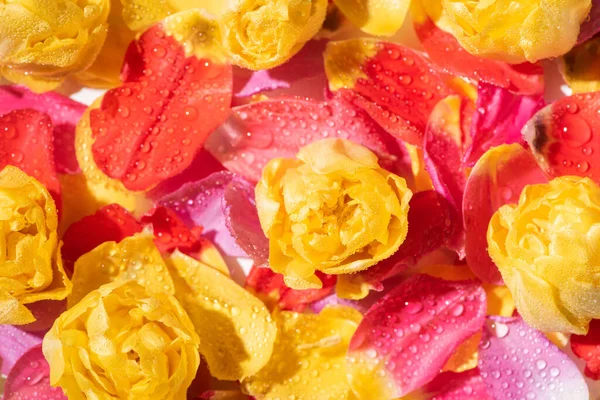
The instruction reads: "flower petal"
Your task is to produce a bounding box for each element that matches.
[479,316,589,399]
[411,12,544,95]
[0,325,42,376]
[346,274,487,398]
[62,204,143,276]
[578,0,600,43]
[523,92,600,179]
[205,96,409,183]
[4,345,66,400]
[165,251,276,380]
[0,110,60,203]
[463,83,545,166]
[90,10,232,191]
[0,86,85,174]
[334,0,410,36]
[463,144,547,283]
[198,391,251,400]
[561,36,600,94]
[324,39,455,145]
[141,206,203,254]
[571,319,600,380]
[416,368,493,400]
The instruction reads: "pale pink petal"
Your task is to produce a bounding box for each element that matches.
[0,326,41,376]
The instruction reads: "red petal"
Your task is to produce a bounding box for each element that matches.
[245,266,336,312]
[347,274,487,398]
[578,0,600,44]
[205,96,410,183]
[414,18,544,95]
[21,300,66,333]
[463,144,547,283]
[0,85,85,174]
[61,204,143,276]
[90,24,232,191]
[0,326,41,376]
[571,319,600,380]
[324,40,456,146]
[4,345,66,400]
[463,83,545,166]
[141,206,203,254]
[0,110,60,202]
[421,368,492,400]
[524,93,600,179]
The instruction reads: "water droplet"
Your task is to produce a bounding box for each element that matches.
[118,106,130,118]
[577,161,590,172]
[10,151,23,163]
[451,304,465,317]
[491,322,509,338]
[388,49,400,59]
[566,102,579,114]
[583,146,593,156]
[560,114,592,148]
[153,45,167,58]
[549,366,560,377]
[399,75,413,85]
[231,307,240,317]
[501,187,513,200]
[4,125,16,139]
[403,301,423,314]
[183,106,198,121]
[536,360,547,370]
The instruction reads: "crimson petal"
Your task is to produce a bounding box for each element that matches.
[571,319,600,380]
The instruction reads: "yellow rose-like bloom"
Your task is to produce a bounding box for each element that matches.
[0,0,109,92]
[222,0,328,70]
[43,281,200,400]
[0,166,71,325]
[488,176,600,334]
[441,0,591,63]
[256,138,412,290]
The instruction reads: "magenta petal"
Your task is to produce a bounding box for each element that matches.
[4,345,66,400]
[158,171,267,261]
[347,274,487,398]
[479,316,589,399]
[463,144,547,283]
[0,86,85,174]
[0,326,41,376]
[205,96,409,183]
[463,83,545,167]
[422,368,492,400]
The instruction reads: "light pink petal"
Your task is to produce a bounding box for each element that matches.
[347,274,487,398]
[205,96,410,183]
[0,326,41,376]
[4,345,66,400]
[578,0,600,44]
[0,85,85,174]
[479,316,589,400]
[422,368,493,400]
[310,294,368,314]
[463,83,545,167]
[463,144,548,283]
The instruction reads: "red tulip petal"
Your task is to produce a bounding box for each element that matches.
[463,144,547,284]
[413,17,544,95]
[0,326,41,376]
[479,317,588,399]
[463,83,545,166]
[578,0,600,44]
[141,206,203,254]
[324,39,456,146]
[90,22,232,191]
[571,319,600,380]
[21,300,66,333]
[0,85,85,174]
[420,368,492,400]
[4,345,66,400]
[0,110,60,202]
[346,274,486,398]
[523,92,600,179]
[205,96,410,183]
[338,190,457,299]
[61,204,143,275]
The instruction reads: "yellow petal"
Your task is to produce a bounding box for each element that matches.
[333,0,410,36]
[68,234,174,308]
[242,305,362,400]
[165,250,276,380]
[324,39,378,91]
[561,35,600,94]
[0,291,35,325]
[442,332,480,373]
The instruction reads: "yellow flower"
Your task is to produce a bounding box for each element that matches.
[0,0,109,92]
[488,176,600,334]
[43,281,200,400]
[333,0,410,36]
[242,305,362,400]
[0,166,71,325]
[222,0,328,70]
[255,138,412,290]
[440,0,591,63]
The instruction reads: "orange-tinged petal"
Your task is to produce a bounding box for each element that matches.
[165,250,276,380]
[443,332,480,373]
[334,0,410,36]
[561,36,600,94]
[242,306,362,400]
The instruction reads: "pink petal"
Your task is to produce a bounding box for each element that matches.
[205,96,409,183]
[422,368,493,400]
[0,85,85,174]
[578,0,600,44]
[4,345,66,400]
[310,293,368,314]
[463,83,545,167]
[479,316,589,399]
[0,326,41,376]
[158,171,266,261]
[463,144,547,284]
[233,40,328,101]
[347,274,487,398]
